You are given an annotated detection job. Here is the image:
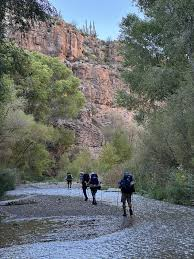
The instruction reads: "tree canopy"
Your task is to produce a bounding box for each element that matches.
[0,44,85,180]
[115,0,194,204]
[0,0,57,38]
[118,0,194,120]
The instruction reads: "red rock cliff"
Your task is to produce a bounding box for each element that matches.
[9,20,133,157]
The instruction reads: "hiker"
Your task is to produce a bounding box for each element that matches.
[89,172,101,205]
[119,171,135,216]
[81,172,90,201]
[80,172,84,183]
[65,173,73,189]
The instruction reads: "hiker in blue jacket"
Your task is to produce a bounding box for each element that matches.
[89,172,101,205]
[119,171,135,216]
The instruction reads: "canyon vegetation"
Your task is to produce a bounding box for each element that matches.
[0,0,193,205]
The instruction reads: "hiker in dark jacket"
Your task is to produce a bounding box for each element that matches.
[81,172,90,201]
[66,173,73,189]
[119,171,135,216]
[89,172,101,205]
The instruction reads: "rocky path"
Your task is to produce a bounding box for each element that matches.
[0,183,194,259]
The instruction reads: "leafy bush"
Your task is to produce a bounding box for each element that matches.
[67,150,96,178]
[102,165,123,188]
[112,130,132,162]
[131,164,193,205]
[98,129,132,173]
[165,170,192,205]
[0,44,85,182]
[0,169,16,197]
[99,144,119,172]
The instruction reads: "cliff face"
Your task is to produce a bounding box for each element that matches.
[9,20,133,157]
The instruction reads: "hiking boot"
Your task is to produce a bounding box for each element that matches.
[85,197,88,201]
[129,208,133,216]
[123,208,127,216]
[92,200,97,205]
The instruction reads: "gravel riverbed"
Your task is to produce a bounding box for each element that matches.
[0,183,193,259]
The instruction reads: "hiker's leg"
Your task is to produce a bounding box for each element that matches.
[94,189,97,204]
[70,181,72,188]
[127,194,133,216]
[122,202,127,216]
[67,181,69,188]
[90,188,94,198]
[82,186,88,200]
[126,194,132,208]
[91,188,97,204]
[121,193,127,216]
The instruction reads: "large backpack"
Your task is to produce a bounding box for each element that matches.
[90,173,99,186]
[67,174,73,181]
[119,174,135,193]
[83,173,90,183]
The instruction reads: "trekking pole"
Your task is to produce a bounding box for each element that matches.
[79,184,82,197]
[131,194,134,214]
[116,189,120,209]
[86,187,90,200]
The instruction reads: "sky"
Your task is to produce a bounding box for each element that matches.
[49,0,142,40]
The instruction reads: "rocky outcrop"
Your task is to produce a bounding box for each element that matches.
[8,20,133,157]
[9,20,84,61]
[72,62,123,106]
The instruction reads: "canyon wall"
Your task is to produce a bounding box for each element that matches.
[9,20,133,157]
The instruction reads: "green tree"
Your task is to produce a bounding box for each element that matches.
[9,113,55,175]
[0,45,85,184]
[0,1,61,195]
[21,143,52,179]
[112,130,132,163]
[67,150,95,177]
[99,143,120,172]
[118,0,194,119]
[0,0,56,39]
[129,84,194,204]
[17,52,85,122]
[115,0,194,204]
[141,84,194,169]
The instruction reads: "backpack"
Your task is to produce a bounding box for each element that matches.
[90,173,99,186]
[66,174,73,181]
[82,173,90,183]
[119,175,135,193]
